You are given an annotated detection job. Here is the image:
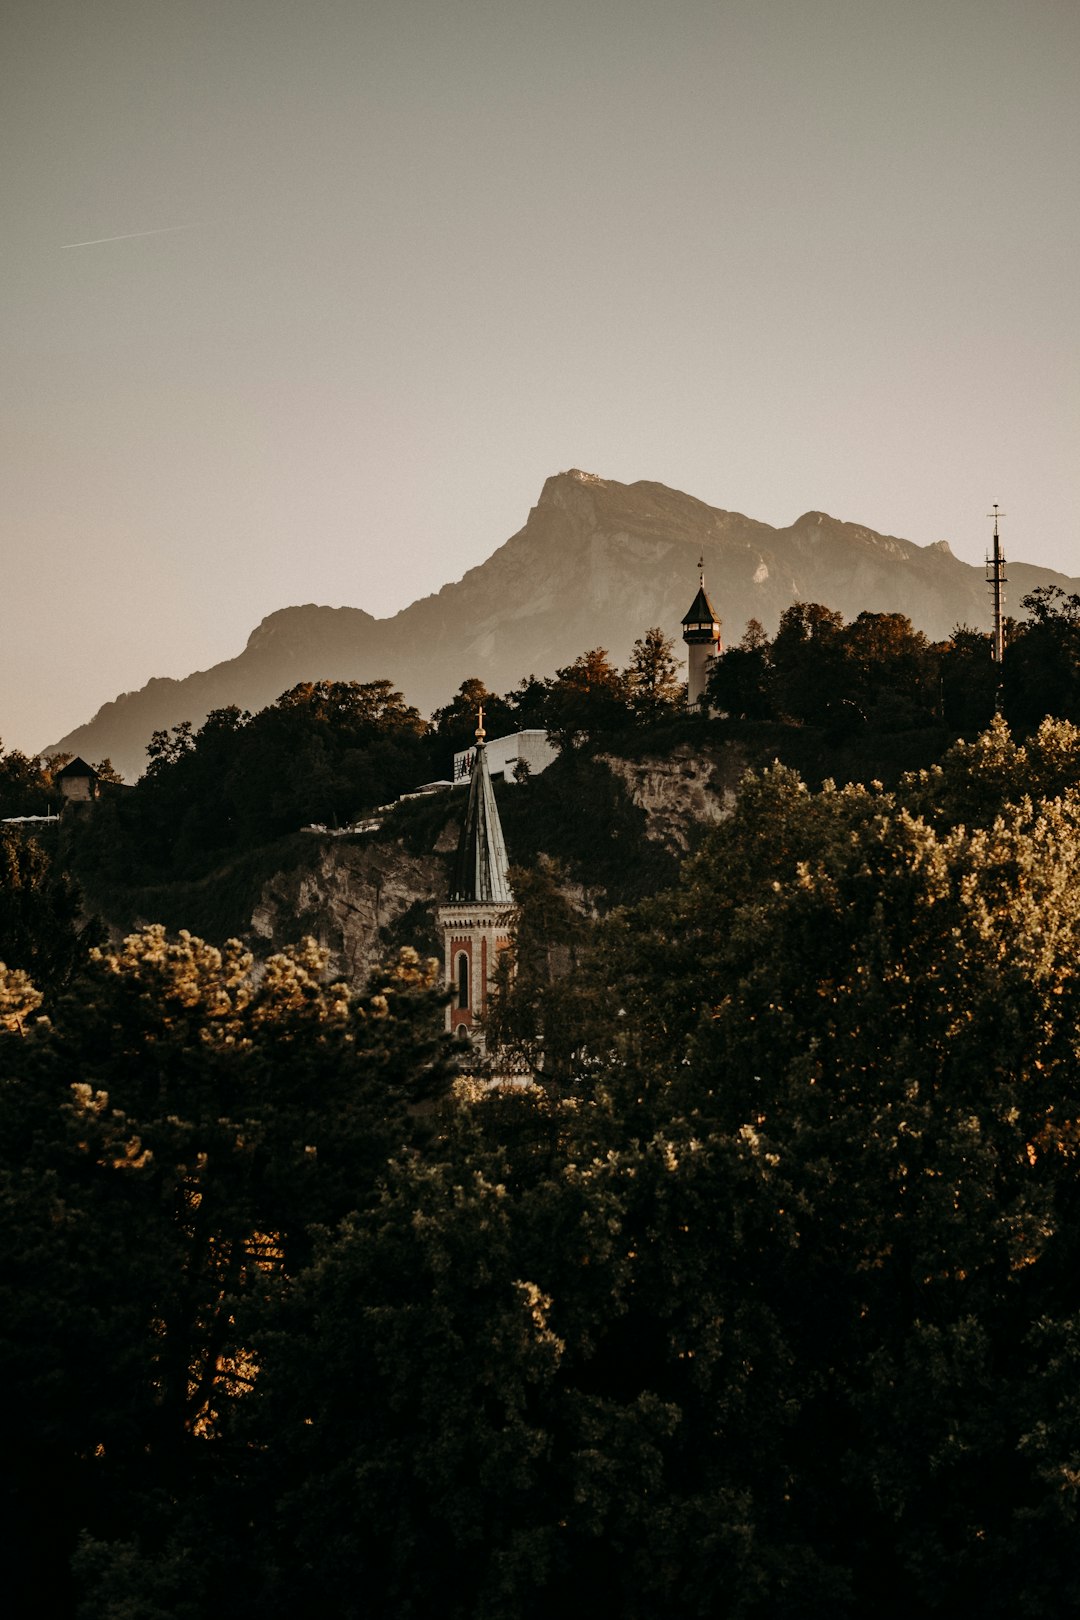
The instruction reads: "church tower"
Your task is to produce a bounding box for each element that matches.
[682,560,722,708]
[437,711,515,1048]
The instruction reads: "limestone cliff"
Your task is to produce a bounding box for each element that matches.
[243,740,745,979]
[597,742,742,856]
[248,834,449,985]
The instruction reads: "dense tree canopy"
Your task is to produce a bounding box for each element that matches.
[0,743,64,818]
[11,599,1080,1617]
[707,590,1080,742]
[0,827,96,1000]
[543,648,630,750]
[431,677,516,761]
[1005,586,1080,732]
[7,719,1080,1616]
[708,603,944,732]
[484,857,592,1080]
[68,637,687,892]
[75,681,432,884]
[0,929,453,1614]
[54,589,1080,907]
[571,721,1080,1615]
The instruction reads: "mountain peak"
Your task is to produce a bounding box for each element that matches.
[46,472,1080,779]
[245,603,378,654]
[537,468,609,507]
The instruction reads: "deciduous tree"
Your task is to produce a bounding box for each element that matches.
[625,626,684,720]
[545,649,630,750]
[0,928,453,1613]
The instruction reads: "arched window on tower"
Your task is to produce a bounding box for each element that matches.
[456,951,470,1010]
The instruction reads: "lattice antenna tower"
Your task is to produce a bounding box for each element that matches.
[986,505,1008,665]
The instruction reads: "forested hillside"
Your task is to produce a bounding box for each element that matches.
[7,584,1079,969]
[4,591,1080,1616]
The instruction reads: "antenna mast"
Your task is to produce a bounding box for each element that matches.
[986,505,1007,666]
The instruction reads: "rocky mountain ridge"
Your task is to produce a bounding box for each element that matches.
[51,470,1079,779]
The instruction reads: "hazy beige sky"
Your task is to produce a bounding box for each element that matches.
[2,0,1077,755]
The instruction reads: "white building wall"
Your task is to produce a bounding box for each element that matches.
[453,730,556,786]
[686,641,719,708]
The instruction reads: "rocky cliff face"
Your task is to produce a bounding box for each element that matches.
[244,740,746,981]
[597,742,742,856]
[51,469,1080,779]
[248,835,448,984]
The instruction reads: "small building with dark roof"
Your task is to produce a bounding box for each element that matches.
[682,568,723,707]
[54,757,99,803]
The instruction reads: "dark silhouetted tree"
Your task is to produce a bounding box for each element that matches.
[624,627,684,720]
[544,649,630,750]
[1006,586,1080,731]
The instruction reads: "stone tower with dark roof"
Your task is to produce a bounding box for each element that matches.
[682,562,722,708]
[437,711,515,1047]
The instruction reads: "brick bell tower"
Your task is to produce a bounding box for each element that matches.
[681,557,722,708]
[437,709,515,1048]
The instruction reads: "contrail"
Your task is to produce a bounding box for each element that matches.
[60,224,199,249]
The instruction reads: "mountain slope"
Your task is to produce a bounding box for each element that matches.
[51,470,1078,779]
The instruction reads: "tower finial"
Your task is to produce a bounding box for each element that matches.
[698,553,704,589]
[476,703,486,745]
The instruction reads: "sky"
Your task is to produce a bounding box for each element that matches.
[2,0,1077,754]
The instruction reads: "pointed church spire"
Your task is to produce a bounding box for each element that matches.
[450,723,512,904]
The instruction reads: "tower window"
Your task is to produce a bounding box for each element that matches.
[457,952,470,1009]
